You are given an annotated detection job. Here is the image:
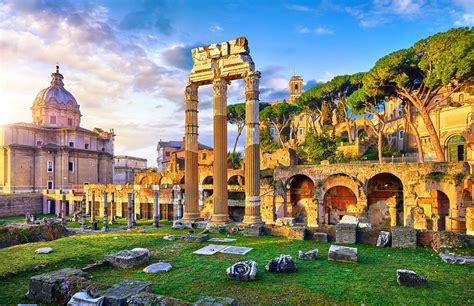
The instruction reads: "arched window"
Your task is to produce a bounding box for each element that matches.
[459,94,464,103]
[294,84,299,93]
[446,135,466,162]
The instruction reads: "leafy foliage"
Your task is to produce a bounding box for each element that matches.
[259,102,301,147]
[227,151,243,169]
[297,132,341,164]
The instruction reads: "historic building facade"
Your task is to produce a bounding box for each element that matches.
[0,66,114,193]
[113,155,147,184]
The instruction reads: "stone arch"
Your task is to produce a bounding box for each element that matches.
[286,174,315,225]
[228,175,244,186]
[202,176,213,185]
[367,173,404,227]
[416,190,450,231]
[323,186,358,225]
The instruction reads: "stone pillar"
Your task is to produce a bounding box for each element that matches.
[243,71,262,224]
[210,78,230,224]
[81,192,86,231]
[102,192,108,232]
[182,82,200,222]
[91,191,96,221]
[153,188,160,228]
[466,207,474,236]
[110,192,115,224]
[60,190,66,225]
[178,190,184,219]
[127,192,133,230]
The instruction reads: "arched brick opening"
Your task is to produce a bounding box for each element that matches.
[367,173,404,227]
[287,174,314,225]
[228,175,244,186]
[202,176,213,197]
[202,176,213,184]
[417,190,450,231]
[323,186,357,225]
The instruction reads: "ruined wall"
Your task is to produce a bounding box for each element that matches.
[0,193,43,217]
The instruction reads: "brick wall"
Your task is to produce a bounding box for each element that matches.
[0,194,43,217]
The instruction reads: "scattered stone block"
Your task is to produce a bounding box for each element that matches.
[339,215,359,226]
[194,296,238,306]
[82,260,110,272]
[287,227,308,240]
[163,235,176,241]
[439,252,474,266]
[26,268,90,303]
[377,231,391,248]
[143,262,172,273]
[226,260,257,281]
[67,291,104,306]
[194,221,208,228]
[128,292,188,306]
[391,227,417,248]
[172,221,188,230]
[220,246,252,255]
[298,249,319,260]
[313,232,328,243]
[431,231,467,253]
[265,254,297,272]
[97,280,152,305]
[243,224,265,236]
[275,217,295,227]
[193,244,228,255]
[208,238,236,243]
[35,247,53,254]
[328,245,357,263]
[396,269,428,288]
[335,223,357,244]
[106,249,149,268]
[180,233,209,242]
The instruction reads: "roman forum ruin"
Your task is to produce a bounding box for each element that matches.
[182,37,262,225]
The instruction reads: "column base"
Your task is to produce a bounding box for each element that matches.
[180,212,200,223]
[210,213,230,224]
[242,216,263,225]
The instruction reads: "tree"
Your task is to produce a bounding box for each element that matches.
[296,131,340,164]
[260,125,282,153]
[227,103,246,154]
[259,102,301,148]
[227,151,242,169]
[295,84,324,133]
[364,27,473,162]
[348,88,386,163]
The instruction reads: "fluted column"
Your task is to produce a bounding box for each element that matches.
[102,192,109,231]
[110,192,115,224]
[182,82,200,222]
[127,192,133,230]
[80,192,86,231]
[153,188,160,227]
[211,77,230,224]
[60,190,66,225]
[243,71,263,224]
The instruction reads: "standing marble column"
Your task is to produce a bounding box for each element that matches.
[81,192,86,231]
[110,192,115,224]
[243,71,263,224]
[102,192,109,232]
[211,77,230,224]
[91,191,96,221]
[127,192,133,230]
[153,187,160,228]
[60,190,66,225]
[182,82,200,222]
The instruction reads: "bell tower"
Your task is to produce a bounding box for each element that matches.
[289,72,303,103]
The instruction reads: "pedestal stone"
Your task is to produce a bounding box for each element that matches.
[336,223,357,244]
[313,232,328,243]
[391,227,417,248]
[106,249,149,268]
[243,224,265,236]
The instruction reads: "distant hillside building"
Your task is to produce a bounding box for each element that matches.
[0,66,114,193]
[114,155,147,184]
[157,138,212,172]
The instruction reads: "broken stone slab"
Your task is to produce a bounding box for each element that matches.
[243,224,265,236]
[335,223,357,244]
[131,248,150,257]
[35,247,53,254]
[194,296,238,306]
[377,231,391,248]
[328,245,357,263]
[105,249,149,269]
[173,221,193,230]
[265,254,297,272]
[313,232,328,243]
[128,292,188,306]
[180,233,209,242]
[226,260,257,282]
[164,235,176,241]
[67,291,104,306]
[143,262,172,273]
[396,269,428,288]
[219,246,252,255]
[391,227,417,248]
[26,268,91,304]
[193,244,229,255]
[439,252,474,266]
[208,238,236,243]
[298,249,319,260]
[275,217,295,227]
[339,215,359,226]
[95,280,152,306]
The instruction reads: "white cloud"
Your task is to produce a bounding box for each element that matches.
[454,13,474,26]
[210,24,224,32]
[287,4,313,12]
[299,27,334,35]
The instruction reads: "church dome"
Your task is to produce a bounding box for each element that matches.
[32,66,81,128]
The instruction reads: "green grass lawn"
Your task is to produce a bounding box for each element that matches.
[0,226,473,305]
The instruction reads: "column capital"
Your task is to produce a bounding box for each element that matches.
[213,78,228,97]
[185,82,198,100]
[244,70,261,101]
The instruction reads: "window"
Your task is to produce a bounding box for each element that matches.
[459,94,464,103]
[68,161,74,173]
[299,128,304,136]
[201,153,207,160]
[85,143,89,149]
[68,118,73,126]
[50,116,56,124]
[399,131,404,139]
[165,151,171,157]
[47,181,53,190]
[291,116,295,121]
[69,142,74,147]
[47,161,53,172]
[294,84,299,93]
[269,127,276,137]
[299,116,303,122]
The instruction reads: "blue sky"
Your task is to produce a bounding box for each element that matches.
[0,0,472,165]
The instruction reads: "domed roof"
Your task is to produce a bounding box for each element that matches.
[33,66,79,109]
